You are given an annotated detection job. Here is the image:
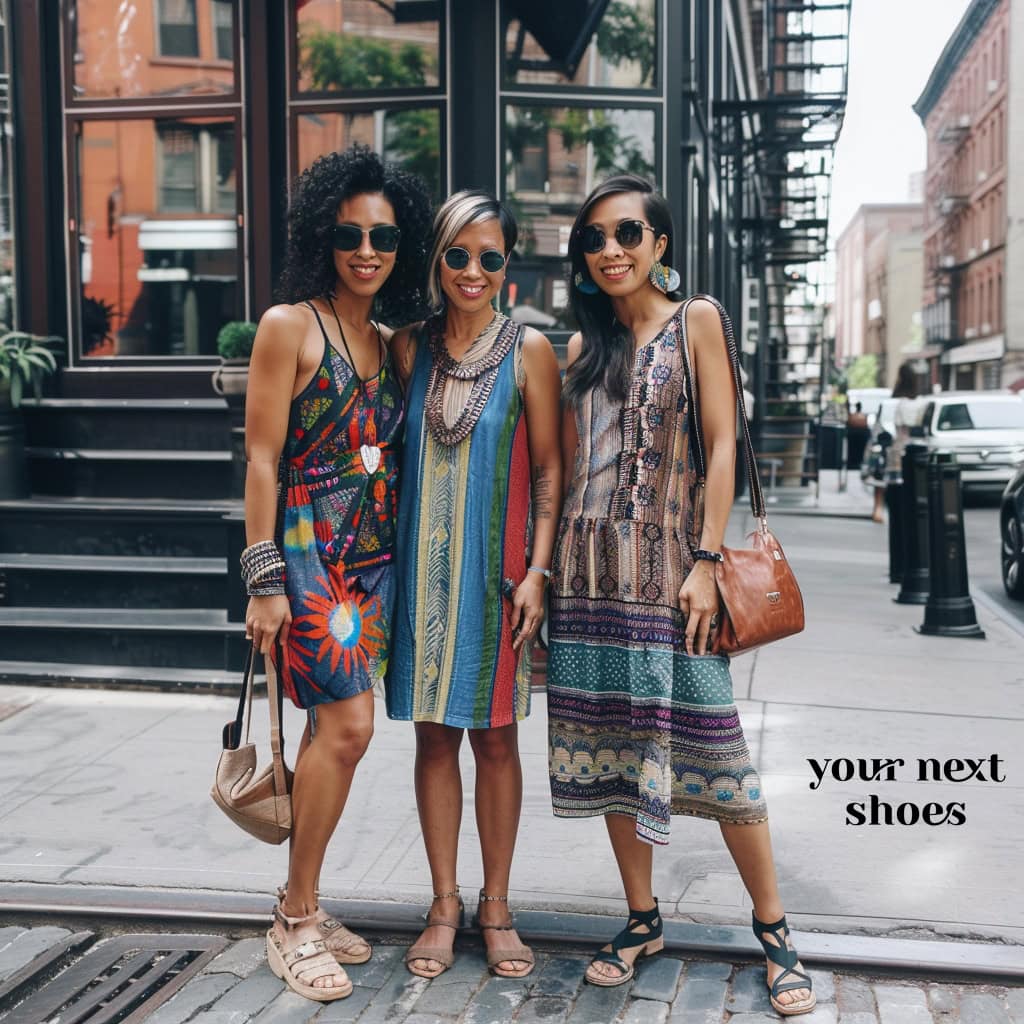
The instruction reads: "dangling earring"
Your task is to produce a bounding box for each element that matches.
[574,270,599,295]
[649,260,681,294]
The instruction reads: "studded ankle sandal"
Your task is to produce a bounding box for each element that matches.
[751,912,816,1017]
[405,888,465,979]
[472,890,535,979]
[266,903,353,1002]
[585,900,664,988]
[276,885,371,966]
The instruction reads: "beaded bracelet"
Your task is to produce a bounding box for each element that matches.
[241,540,287,596]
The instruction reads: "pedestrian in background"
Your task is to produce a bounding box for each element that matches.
[547,174,815,1016]
[386,191,563,980]
[846,400,870,469]
[243,145,432,1002]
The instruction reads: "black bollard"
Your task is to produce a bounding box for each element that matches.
[886,480,904,584]
[916,452,985,639]
[894,444,930,604]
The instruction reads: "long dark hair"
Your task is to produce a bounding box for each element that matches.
[277,144,433,326]
[563,174,680,405]
[892,362,920,400]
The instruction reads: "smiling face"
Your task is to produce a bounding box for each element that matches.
[438,218,507,315]
[581,192,667,298]
[333,192,398,301]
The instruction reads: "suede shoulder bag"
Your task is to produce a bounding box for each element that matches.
[210,644,293,844]
[679,294,805,657]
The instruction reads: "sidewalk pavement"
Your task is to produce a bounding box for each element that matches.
[1,512,1023,959]
[1,923,1022,1024]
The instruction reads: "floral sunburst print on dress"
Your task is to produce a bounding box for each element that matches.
[289,562,386,689]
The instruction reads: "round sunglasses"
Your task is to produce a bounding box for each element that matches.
[578,219,656,254]
[443,246,507,273]
[333,223,401,253]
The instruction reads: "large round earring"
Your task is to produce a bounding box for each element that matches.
[649,260,681,294]
[574,271,599,295]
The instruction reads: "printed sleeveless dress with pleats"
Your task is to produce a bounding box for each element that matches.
[276,303,403,709]
[546,303,767,845]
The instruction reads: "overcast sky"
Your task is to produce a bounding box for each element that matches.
[829,0,973,240]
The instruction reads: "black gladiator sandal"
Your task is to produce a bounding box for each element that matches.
[751,913,816,1016]
[584,900,664,987]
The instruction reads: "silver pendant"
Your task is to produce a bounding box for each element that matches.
[360,444,382,475]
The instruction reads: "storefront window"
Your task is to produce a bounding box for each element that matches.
[503,0,657,90]
[503,103,657,329]
[0,0,14,326]
[70,1,236,100]
[295,0,442,93]
[75,117,240,358]
[296,106,442,196]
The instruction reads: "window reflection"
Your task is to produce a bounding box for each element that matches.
[0,0,14,326]
[504,104,656,328]
[71,1,235,100]
[297,107,442,196]
[76,118,239,358]
[295,0,441,93]
[504,0,657,90]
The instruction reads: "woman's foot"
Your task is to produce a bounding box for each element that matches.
[474,891,534,979]
[266,900,352,1002]
[406,890,464,978]
[585,901,663,987]
[277,885,371,965]
[752,913,815,1016]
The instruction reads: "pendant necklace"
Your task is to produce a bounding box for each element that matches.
[327,297,384,475]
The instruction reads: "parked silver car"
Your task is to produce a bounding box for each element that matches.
[919,392,1024,491]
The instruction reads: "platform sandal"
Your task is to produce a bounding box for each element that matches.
[276,885,371,966]
[405,888,465,979]
[472,890,535,979]
[266,903,353,1002]
[751,912,816,1017]
[585,900,664,988]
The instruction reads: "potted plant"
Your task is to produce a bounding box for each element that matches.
[212,320,258,403]
[0,326,62,499]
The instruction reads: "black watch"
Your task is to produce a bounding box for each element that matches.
[693,548,724,564]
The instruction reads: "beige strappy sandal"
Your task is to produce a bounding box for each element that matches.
[473,890,535,979]
[266,903,353,1002]
[277,885,371,965]
[405,888,465,979]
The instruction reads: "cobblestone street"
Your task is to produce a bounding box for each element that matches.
[2,926,1022,1024]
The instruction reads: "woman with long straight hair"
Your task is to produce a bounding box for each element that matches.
[243,145,431,1002]
[547,174,814,1016]
[386,189,562,981]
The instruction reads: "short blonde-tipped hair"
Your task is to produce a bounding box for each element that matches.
[426,189,518,309]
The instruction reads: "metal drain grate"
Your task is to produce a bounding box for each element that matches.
[1,933,227,1024]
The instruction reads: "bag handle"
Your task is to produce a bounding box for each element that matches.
[678,294,767,524]
[223,643,257,751]
[264,649,289,798]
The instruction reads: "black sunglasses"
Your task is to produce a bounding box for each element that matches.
[578,219,655,254]
[333,223,401,253]
[443,247,507,273]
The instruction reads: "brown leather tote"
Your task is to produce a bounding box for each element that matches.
[210,644,293,845]
[679,295,805,657]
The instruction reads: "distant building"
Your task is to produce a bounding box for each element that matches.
[914,0,1017,390]
[834,204,925,387]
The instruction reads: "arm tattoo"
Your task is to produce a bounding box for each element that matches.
[532,464,552,519]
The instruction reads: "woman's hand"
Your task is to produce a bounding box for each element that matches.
[677,561,720,656]
[510,574,546,652]
[246,595,292,655]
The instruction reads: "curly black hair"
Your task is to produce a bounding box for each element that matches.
[277,144,433,326]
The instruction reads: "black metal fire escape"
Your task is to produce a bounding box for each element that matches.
[716,0,851,495]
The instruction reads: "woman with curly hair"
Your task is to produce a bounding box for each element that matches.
[243,144,432,1002]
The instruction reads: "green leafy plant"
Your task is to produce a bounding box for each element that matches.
[0,326,62,408]
[847,353,880,390]
[216,321,258,361]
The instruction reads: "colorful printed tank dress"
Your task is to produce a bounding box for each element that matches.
[276,303,403,709]
[387,314,532,729]
[546,302,767,845]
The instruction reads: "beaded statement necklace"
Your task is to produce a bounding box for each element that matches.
[424,312,519,447]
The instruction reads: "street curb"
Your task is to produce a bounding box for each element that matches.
[971,584,1024,641]
[2,883,1022,982]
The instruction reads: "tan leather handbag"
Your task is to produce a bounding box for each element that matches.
[680,295,805,657]
[211,644,293,845]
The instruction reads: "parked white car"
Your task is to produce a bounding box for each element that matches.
[919,392,1024,491]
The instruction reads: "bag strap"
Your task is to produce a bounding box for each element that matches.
[678,294,767,524]
[264,649,289,797]
[224,643,257,751]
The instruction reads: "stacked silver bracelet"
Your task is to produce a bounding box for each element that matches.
[241,540,287,597]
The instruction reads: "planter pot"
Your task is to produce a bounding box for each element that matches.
[211,358,249,500]
[0,386,30,500]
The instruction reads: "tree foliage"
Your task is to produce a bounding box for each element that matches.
[301,29,431,91]
[596,1,657,87]
[847,353,880,390]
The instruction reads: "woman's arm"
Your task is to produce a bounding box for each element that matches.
[243,304,304,654]
[560,333,582,501]
[388,323,420,392]
[678,298,738,656]
[512,327,564,651]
